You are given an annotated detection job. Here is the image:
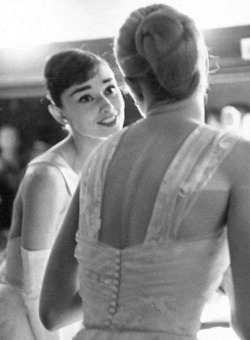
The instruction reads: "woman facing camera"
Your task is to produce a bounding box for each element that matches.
[40,5,250,340]
[0,48,124,339]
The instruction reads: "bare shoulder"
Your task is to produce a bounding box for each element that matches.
[222,135,250,186]
[21,163,69,250]
[24,162,66,196]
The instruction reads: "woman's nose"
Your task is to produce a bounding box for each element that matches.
[99,95,113,113]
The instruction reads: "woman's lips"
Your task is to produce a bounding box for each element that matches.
[98,115,117,127]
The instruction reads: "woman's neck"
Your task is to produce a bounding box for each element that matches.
[145,91,205,124]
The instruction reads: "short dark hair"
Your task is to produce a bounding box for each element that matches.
[44,48,107,107]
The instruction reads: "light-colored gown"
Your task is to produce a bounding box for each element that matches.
[0,150,80,340]
[74,112,239,340]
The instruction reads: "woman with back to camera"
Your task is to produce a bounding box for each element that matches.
[40,5,250,340]
[0,48,125,339]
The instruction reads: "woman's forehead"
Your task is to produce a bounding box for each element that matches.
[63,63,116,98]
[95,62,114,78]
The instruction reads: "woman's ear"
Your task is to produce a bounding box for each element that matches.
[48,104,68,125]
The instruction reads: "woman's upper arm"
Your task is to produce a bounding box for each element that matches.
[42,184,80,291]
[40,185,81,330]
[21,165,68,250]
[226,141,250,337]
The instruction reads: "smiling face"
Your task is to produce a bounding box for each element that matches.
[60,62,125,139]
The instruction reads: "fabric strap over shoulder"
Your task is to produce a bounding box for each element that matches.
[145,125,239,242]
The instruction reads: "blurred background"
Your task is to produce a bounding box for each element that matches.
[0,0,250,231]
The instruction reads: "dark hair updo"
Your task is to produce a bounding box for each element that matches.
[114,4,208,101]
[44,48,107,107]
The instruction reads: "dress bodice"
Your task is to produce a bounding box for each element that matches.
[74,123,239,339]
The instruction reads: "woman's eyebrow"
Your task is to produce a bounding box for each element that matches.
[103,78,113,84]
[70,85,91,96]
[70,78,113,96]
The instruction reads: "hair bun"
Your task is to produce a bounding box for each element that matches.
[114,4,208,100]
[135,8,200,98]
[135,10,183,58]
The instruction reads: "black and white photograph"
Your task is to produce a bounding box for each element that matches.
[0,1,250,339]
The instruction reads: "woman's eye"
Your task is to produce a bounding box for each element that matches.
[79,95,93,103]
[105,85,116,95]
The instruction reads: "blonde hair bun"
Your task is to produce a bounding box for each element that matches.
[115,4,208,100]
